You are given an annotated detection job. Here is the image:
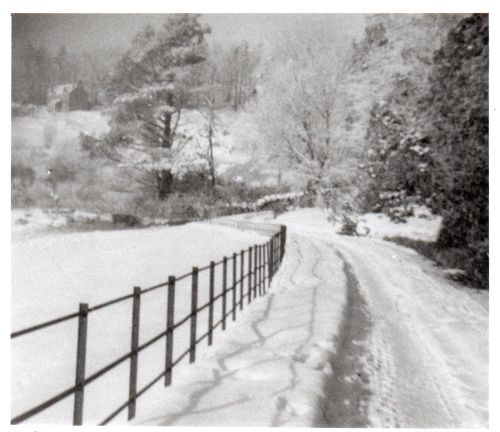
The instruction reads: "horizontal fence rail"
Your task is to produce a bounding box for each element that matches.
[11,221,287,425]
[204,216,282,237]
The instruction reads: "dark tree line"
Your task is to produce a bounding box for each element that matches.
[430,14,488,287]
[12,42,117,106]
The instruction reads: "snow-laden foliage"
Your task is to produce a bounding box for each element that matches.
[256,36,363,197]
[349,14,464,214]
[100,14,211,199]
[217,191,305,216]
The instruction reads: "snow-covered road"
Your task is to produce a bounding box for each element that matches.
[12,209,488,426]
[280,210,489,428]
[330,234,489,427]
[135,209,488,427]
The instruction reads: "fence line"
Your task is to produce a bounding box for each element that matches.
[11,221,287,425]
[204,216,282,237]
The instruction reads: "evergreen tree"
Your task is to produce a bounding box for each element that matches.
[101,14,210,199]
[429,14,489,287]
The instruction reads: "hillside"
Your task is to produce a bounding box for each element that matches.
[12,107,297,203]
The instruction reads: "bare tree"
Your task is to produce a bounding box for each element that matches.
[257,43,359,193]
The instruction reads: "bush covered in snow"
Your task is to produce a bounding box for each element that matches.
[338,215,359,236]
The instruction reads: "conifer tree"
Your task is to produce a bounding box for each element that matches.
[101,14,210,199]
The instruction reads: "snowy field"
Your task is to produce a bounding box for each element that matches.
[12,109,110,150]
[11,222,267,424]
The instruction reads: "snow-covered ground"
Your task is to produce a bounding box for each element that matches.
[11,222,266,423]
[135,208,488,427]
[12,109,110,151]
[11,208,488,427]
[241,206,443,242]
[134,232,347,426]
[275,209,488,427]
[357,205,443,241]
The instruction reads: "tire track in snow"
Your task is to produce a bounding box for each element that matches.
[314,249,373,427]
[332,237,454,427]
[330,235,486,427]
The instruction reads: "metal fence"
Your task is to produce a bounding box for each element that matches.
[11,222,287,425]
[203,215,280,236]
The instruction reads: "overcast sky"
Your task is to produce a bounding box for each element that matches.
[12,13,365,54]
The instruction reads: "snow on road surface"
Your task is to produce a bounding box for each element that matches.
[11,209,488,427]
[137,208,487,427]
[330,234,488,427]
[276,209,488,427]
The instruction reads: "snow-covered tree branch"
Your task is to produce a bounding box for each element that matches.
[100,14,210,199]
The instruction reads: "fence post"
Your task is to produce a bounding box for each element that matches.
[240,250,244,310]
[269,238,274,282]
[222,257,227,331]
[253,245,258,299]
[248,247,252,305]
[73,303,88,426]
[263,244,267,293]
[276,233,279,269]
[273,235,277,274]
[208,261,215,345]
[264,244,267,291]
[280,225,287,262]
[260,245,263,294]
[269,239,273,283]
[128,287,141,420]
[190,267,198,363]
[261,245,265,293]
[165,276,176,386]
[232,253,237,321]
[257,245,261,296]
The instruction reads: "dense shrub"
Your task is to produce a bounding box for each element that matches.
[384,235,486,287]
[338,215,358,236]
[79,133,102,159]
[429,14,489,288]
[12,162,36,186]
[11,162,36,207]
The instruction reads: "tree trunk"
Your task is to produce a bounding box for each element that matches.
[208,123,216,187]
[158,92,174,200]
[158,168,173,200]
